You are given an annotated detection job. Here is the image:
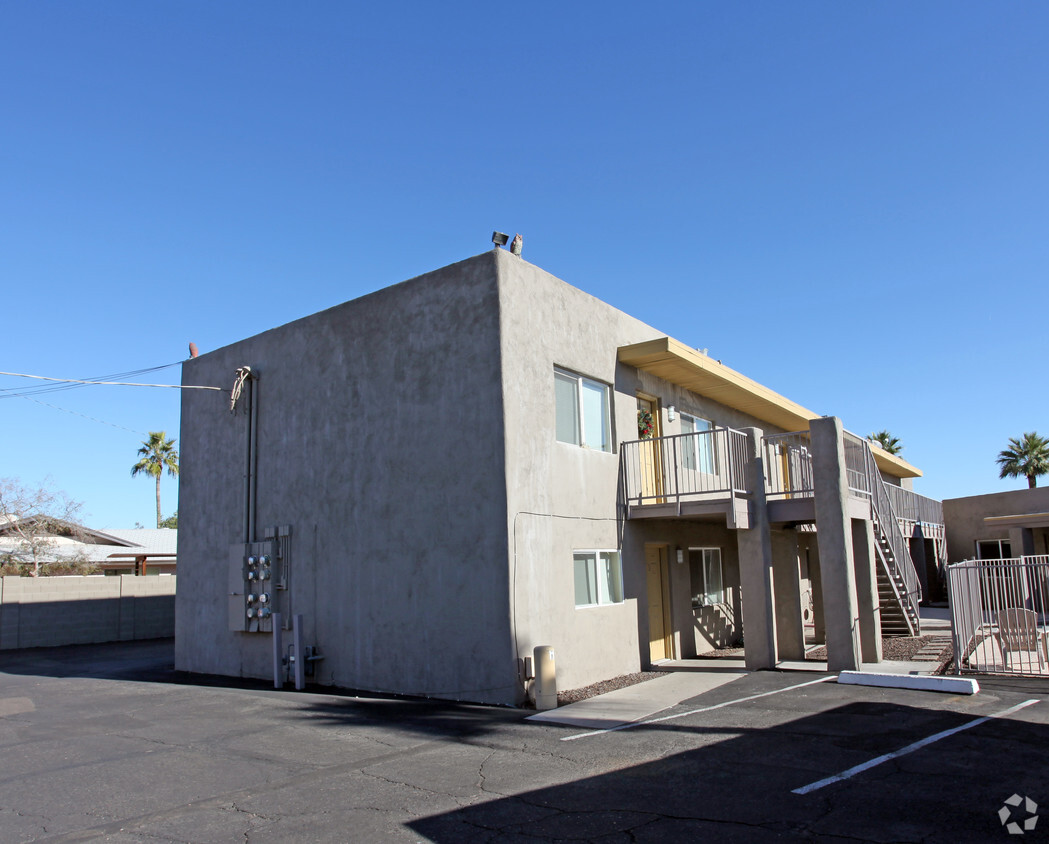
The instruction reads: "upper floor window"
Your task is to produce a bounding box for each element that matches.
[555,368,611,452]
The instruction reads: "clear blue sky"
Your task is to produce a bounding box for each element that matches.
[2,2,1046,527]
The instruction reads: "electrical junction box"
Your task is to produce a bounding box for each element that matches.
[228,525,292,633]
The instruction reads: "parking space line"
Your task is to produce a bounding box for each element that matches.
[792,698,1041,795]
[560,675,836,741]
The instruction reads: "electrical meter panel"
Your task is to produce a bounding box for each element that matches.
[228,524,292,633]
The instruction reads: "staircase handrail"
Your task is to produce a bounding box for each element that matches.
[847,433,923,623]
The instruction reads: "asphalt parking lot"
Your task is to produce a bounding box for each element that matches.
[1,639,1047,843]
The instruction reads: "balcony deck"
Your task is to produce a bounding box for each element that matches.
[621,428,753,527]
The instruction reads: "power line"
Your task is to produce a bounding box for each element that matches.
[16,395,146,435]
[0,362,183,399]
[0,371,225,392]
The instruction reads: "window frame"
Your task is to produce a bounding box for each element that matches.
[573,549,624,608]
[689,546,724,608]
[975,538,1013,560]
[554,367,613,453]
[680,412,716,474]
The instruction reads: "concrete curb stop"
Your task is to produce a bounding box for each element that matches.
[837,671,979,695]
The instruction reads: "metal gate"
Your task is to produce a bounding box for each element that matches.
[947,556,1049,676]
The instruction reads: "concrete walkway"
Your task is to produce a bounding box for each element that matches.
[527,667,749,729]
[530,607,952,730]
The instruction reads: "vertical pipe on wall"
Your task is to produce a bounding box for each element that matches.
[243,374,252,545]
[248,375,259,544]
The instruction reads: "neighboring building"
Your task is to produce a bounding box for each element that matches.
[0,518,177,575]
[176,250,943,705]
[943,488,1049,564]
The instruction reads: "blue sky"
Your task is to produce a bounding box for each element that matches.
[2,2,1047,527]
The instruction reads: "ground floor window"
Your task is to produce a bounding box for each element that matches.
[976,539,1012,560]
[689,547,723,607]
[573,550,623,607]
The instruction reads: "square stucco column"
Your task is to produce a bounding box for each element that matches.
[851,518,882,663]
[773,531,806,661]
[810,417,862,672]
[736,427,778,670]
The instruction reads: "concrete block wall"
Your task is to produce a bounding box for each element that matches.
[0,575,176,650]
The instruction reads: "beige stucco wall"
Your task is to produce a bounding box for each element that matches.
[944,488,1049,563]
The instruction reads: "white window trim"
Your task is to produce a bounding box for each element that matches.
[689,546,724,608]
[680,412,716,474]
[975,538,1012,560]
[555,367,613,452]
[573,549,624,608]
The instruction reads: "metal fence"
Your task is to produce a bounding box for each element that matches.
[762,431,814,499]
[621,427,750,507]
[948,556,1049,676]
[885,485,945,527]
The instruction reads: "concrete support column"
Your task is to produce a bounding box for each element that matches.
[810,417,862,672]
[736,427,778,670]
[773,531,806,661]
[851,518,882,663]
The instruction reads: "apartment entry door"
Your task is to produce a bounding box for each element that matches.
[645,544,674,663]
[637,397,662,502]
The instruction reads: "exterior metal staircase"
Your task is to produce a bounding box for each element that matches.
[859,438,922,637]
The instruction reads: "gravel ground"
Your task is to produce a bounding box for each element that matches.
[556,670,669,706]
[806,634,942,662]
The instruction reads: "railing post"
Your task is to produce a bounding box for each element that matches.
[671,435,680,504]
[726,430,736,494]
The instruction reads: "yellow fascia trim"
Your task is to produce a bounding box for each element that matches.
[617,336,922,479]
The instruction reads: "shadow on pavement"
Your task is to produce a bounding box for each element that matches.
[409,700,1049,843]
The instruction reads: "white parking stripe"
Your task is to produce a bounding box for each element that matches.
[792,698,1041,795]
[560,675,836,741]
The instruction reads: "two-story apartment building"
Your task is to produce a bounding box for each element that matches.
[175,249,943,705]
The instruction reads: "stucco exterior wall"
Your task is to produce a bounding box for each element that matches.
[944,488,1049,563]
[177,253,516,703]
[494,251,790,689]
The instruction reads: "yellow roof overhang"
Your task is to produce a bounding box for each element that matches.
[617,336,922,479]
[984,512,1049,529]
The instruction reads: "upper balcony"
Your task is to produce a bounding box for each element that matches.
[621,427,752,526]
[761,430,944,535]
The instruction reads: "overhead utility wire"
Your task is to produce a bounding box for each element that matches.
[0,362,178,391]
[16,394,145,435]
[0,362,183,399]
[0,371,225,392]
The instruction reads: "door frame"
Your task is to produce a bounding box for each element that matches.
[645,542,674,663]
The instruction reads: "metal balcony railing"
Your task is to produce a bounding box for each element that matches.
[885,484,945,528]
[762,431,814,499]
[621,427,751,507]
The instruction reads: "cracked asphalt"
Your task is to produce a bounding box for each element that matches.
[1,640,1048,843]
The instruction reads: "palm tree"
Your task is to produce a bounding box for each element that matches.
[867,430,903,455]
[997,432,1049,489]
[131,432,180,528]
